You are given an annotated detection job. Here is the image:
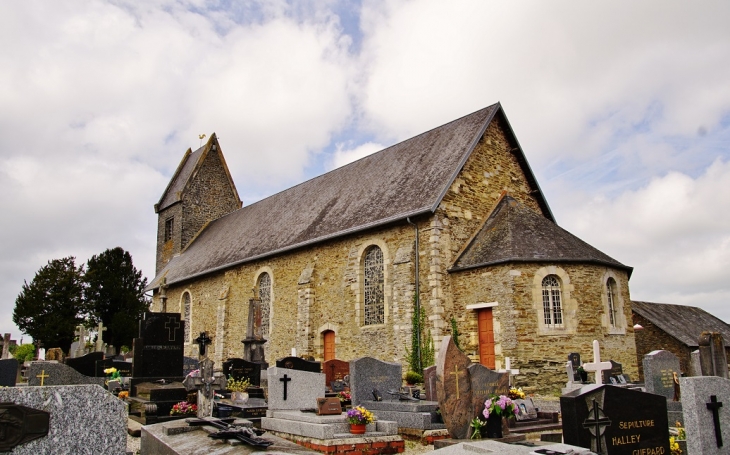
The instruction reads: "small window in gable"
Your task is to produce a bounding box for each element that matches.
[258,272,271,336]
[363,246,384,325]
[606,278,618,327]
[164,217,174,242]
[542,275,563,327]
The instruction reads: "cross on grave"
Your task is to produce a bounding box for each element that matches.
[500,357,520,386]
[582,340,612,385]
[74,325,88,357]
[95,322,107,352]
[582,398,611,454]
[36,370,49,386]
[450,365,461,399]
[194,332,212,358]
[159,276,168,312]
[707,395,724,448]
[183,358,227,418]
[165,317,181,342]
[280,374,291,400]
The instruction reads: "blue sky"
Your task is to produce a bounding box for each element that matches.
[1,0,729,344]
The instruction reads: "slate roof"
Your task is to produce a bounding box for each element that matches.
[148,103,552,290]
[156,146,205,212]
[632,300,730,348]
[449,195,632,274]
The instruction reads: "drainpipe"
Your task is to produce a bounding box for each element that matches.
[406,217,421,373]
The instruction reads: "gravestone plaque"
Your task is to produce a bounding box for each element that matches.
[349,357,402,406]
[182,356,199,377]
[330,381,345,392]
[679,376,730,455]
[0,403,50,451]
[94,359,133,378]
[568,353,582,381]
[561,384,669,455]
[65,352,104,378]
[468,363,509,423]
[316,397,343,415]
[132,312,184,378]
[275,356,321,373]
[423,365,437,401]
[643,350,681,400]
[514,397,538,421]
[323,359,349,387]
[0,358,19,387]
[601,360,623,385]
[222,358,261,387]
[436,335,473,440]
[267,367,325,411]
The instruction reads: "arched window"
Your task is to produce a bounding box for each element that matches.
[182,292,191,343]
[542,275,563,327]
[607,278,618,327]
[258,273,271,336]
[364,246,384,325]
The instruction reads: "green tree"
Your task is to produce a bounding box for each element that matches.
[13,344,36,362]
[13,257,85,352]
[83,247,149,350]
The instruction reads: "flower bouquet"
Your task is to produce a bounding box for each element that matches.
[508,387,525,400]
[170,401,197,416]
[104,367,121,386]
[480,394,519,438]
[337,391,351,403]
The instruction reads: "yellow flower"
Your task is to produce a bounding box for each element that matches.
[104,367,117,375]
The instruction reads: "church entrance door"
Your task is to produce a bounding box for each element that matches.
[323,330,335,361]
[477,308,495,369]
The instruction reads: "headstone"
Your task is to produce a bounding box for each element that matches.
[275,356,321,373]
[1,333,12,359]
[27,362,105,387]
[583,340,612,385]
[568,352,582,381]
[241,298,267,366]
[0,384,126,454]
[349,357,402,406]
[690,349,702,377]
[74,325,89,358]
[642,350,681,400]
[132,312,184,378]
[222,358,262,387]
[65,352,104,377]
[601,360,623,385]
[94,358,133,378]
[699,332,729,379]
[182,356,200,377]
[679,376,730,455]
[561,384,669,455]
[94,322,107,352]
[514,397,538,421]
[267,366,326,411]
[182,358,227,418]
[468,363,509,423]
[0,358,19,386]
[323,359,349,387]
[423,365,437,401]
[435,335,473,440]
[68,341,82,359]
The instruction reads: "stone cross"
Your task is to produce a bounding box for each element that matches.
[1,333,11,360]
[95,322,107,352]
[74,325,88,357]
[500,357,520,386]
[36,370,49,386]
[566,361,576,384]
[582,398,611,454]
[706,395,724,448]
[159,276,168,312]
[582,340,612,385]
[194,332,213,358]
[182,358,227,418]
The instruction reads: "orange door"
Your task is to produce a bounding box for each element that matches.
[477,308,495,369]
[323,330,335,361]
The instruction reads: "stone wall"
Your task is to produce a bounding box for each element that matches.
[632,312,692,381]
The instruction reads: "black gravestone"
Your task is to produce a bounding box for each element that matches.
[568,352,582,381]
[65,352,104,378]
[132,312,185,378]
[95,359,133,378]
[601,360,623,385]
[223,358,261,387]
[561,384,669,455]
[0,359,19,387]
[276,356,321,373]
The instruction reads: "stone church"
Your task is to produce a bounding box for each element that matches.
[147,103,637,393]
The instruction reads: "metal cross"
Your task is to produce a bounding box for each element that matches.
[280,374,291,400]
[36,370,49,387]
[194,332,212,358]
[165,317,181,342]
[707,395,724,448]
[450,365,460,399]
[582,398,611,454]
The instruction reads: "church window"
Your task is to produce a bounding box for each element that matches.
[542,275,563,327]
[182,291,191,343]
[363,246,384,325]
[258,272,271,336]
[164,217,174,242]
[607,277,618,327]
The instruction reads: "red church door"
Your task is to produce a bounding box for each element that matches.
[323,330,335,361]
[477,308,495,369]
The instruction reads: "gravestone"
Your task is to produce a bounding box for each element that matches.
[223,358,262,387]
[698,332,729,378]
[583,340,612,385]
[275,356,321,373]
[45,348,64,362]
[690,350,702,377]
[561,384,669,455]
[0,358,19,386]
[68,341,82,359]
[568,352,582,381]
[642,350,681,400]
[679,376,730,455]
[423,365,437,401]
[65,352,104,377]
[514,397,538,421]
[241,297,268,368]
[183,356,199,377]
[349,357,402,406]
[132,312,185,378]
[94,322,107,352]
[468,363,509,423]
[1,333,12,359]
[183,357,227,418]
[323,359,349,387]
[27,362,105,387]
[0,384,126,454]
[73,325,89,358]
[267,366,326,411]
[94,358,133,378]
[601,360,623,385]
[436,335,473,440]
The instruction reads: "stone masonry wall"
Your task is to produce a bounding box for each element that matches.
[155,203,182,274]
[632,312,692,381]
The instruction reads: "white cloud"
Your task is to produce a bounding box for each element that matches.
[327,141,386,170]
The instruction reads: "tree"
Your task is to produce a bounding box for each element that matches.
[13,257,85,352]
[12,344,36,362]
[83,247,149,350]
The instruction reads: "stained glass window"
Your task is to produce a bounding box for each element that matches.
[542,275,563,327]
[258,273,271,336]
[364,246,384,325]
[607,278,618,327]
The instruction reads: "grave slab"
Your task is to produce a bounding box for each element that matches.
[27,361,105,387]
[267,367,326,411]
[349,357,402,406]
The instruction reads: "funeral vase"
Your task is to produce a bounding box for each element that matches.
[485,413,503,438]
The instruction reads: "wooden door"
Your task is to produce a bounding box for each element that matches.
[477,308,495,369]
[323,330,335,361]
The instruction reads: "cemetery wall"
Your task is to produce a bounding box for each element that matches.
[632,312,692,381]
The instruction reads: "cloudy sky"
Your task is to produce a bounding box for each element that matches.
[1,1,729,343]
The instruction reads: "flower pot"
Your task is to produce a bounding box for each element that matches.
[349,424,366,434]
[485,414,503,438]
[232,391,249,403]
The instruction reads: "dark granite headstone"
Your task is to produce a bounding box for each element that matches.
[275,356,321,373]
[0,358,19,387]
[436,335,473,440]
[423,365,437,401]
[323,359,349,387]
[95,359,133,378]
[561,384,669,454]
[568,352,582,381]
[643,350,681,400]
[468,363,509,422]
[349,357,402,406]
[222,358,261,387]
[601,360,623,385]
[132,312,184,378]
[183,356,199,377]
[65,352,104,378]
